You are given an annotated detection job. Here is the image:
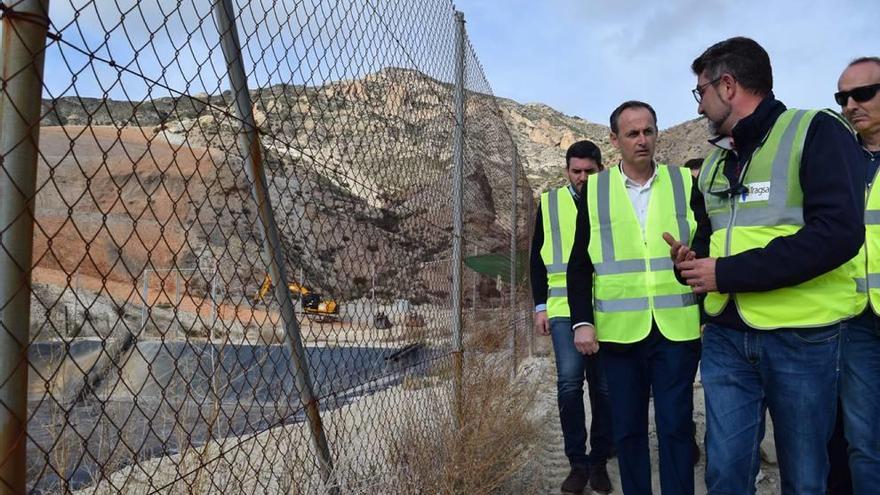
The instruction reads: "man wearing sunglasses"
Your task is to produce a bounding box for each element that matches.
[669,37,865,494]
[835,56,880,495]
[530,140,613,494]
[568,101,705,495]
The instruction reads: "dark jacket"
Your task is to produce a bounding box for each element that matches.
[692,94,865,331]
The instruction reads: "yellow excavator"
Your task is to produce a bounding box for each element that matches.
[254,274,339,322]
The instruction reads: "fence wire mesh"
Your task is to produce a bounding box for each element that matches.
[1,0,536,492]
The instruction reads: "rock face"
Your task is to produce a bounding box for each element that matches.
[498,100,616,193]
[34,67,710,336]
[656,117,715,170]
[35,68,521,326]
[498,100,714,193]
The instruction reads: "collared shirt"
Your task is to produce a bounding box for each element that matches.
[619,163,658,236]
[568,184,580,203]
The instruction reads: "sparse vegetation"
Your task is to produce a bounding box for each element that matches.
[389,356,539,494]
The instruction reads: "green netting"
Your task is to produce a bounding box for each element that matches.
[464,252,528,282]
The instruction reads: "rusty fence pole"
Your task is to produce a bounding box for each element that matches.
[526,193,535,357]
[0,0,51,492]
[211,0,336,489]
[509,151,518,379]
[450,10,466,429]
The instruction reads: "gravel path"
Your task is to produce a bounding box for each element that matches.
[520,353,782,494]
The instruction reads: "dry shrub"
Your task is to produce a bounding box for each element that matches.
[463,309,509,352]
[400,322,429,343]
[390,354,539,493]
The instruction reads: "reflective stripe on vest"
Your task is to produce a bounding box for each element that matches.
[540,187,577,319]
[595,293,699,312]
[860,161,880,314]
[588,164,700,343]
[593,166,690,275]
[700,110,809,233]
[698,109,863,328]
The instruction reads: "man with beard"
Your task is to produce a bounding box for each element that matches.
[568,101,704,494]
[668,37,864,494]
[530,140,613,494]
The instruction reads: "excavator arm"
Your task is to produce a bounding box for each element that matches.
[254,274,311,303]
[253,274,338,322]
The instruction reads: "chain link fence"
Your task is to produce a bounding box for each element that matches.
[1,0,536,492]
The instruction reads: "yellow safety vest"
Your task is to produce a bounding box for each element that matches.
[587,164,700,343]
[698,109,863,329]
[857,152,879,314]
[540,187,578,319]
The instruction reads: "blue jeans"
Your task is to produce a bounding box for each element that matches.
[600,325,700,495]
[826,401,852,494]
[550,318,613,467]
[701,323,840,495]
[840,316,880,494]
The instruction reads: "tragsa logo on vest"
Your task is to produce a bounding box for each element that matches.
[738,181,771,203]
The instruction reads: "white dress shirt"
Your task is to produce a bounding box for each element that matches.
[619,163,658,237]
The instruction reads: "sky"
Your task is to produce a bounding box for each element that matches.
[452,0,880,128]
[26,0,879,130]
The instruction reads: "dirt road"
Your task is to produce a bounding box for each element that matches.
[522,354,782,494]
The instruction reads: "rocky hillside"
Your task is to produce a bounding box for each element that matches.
[656,117,715,168]
[498,99,714,193]
[35,67,710,317]
[498,99,614,192]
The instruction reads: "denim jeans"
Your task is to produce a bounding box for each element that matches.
[840,316,880,494]
[600,325,700,495]
[701,323,840,495]
[549,317,613,467]
[826,400,852,494]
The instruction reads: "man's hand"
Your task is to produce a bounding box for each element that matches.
[573,325,599,355]
[663,232,696,268]
[679,257,718,294]
[535,311,550,336]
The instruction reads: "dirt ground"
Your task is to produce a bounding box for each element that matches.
[523,350,782,494]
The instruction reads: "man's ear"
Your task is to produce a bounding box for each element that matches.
[720,73,737,101]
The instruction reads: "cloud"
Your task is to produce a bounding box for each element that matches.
[455,0,880,126]
[35,0,880,127]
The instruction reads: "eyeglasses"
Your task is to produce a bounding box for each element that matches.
[692,77,722,103]
[834,83,880,106]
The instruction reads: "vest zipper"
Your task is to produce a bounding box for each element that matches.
[724,152,749,310]
[725,195,737,257]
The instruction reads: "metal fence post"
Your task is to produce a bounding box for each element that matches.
[212,0,336,487]
[0,0,51,491]
[509,151,518,379]
[470,244,476,319]
[526,194,535,357]
[451,10,466,428]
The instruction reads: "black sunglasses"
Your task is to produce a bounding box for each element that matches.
[834,83,880,106]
